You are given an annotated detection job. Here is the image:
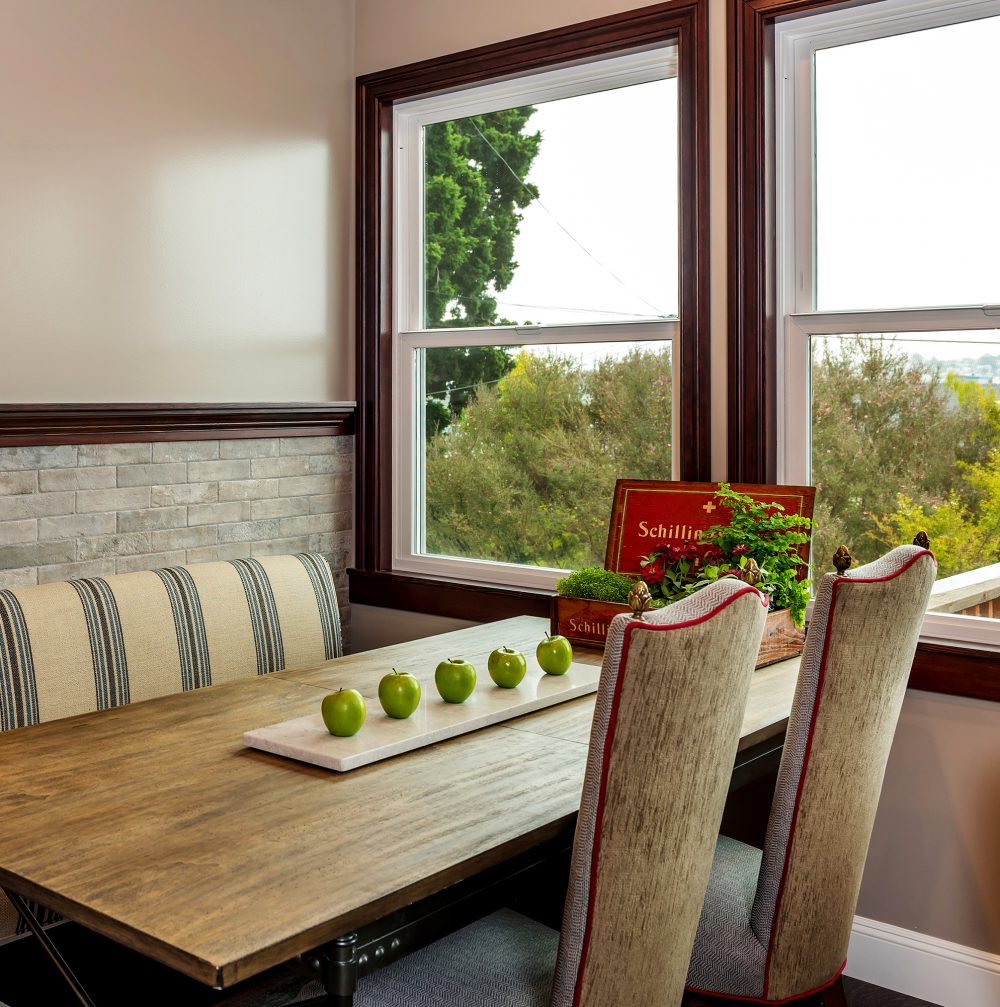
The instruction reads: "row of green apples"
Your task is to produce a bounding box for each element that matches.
[320,634,574,738]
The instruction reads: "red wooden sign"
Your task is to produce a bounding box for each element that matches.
[603,480,816,576]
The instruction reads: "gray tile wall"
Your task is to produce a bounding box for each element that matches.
[0,436,353,640]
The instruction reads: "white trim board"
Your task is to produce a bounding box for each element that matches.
[847,916,1000,1006]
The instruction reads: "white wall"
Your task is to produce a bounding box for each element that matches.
[858,690,1000,954]
[0,0,355,402]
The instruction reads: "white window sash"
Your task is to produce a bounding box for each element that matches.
[390,47,681,590]
[392,320,678,590]
[775,0,1000,651]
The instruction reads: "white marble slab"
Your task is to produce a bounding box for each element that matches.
[243,661,601,772]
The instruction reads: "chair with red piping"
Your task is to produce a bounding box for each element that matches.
[342,577,770,1007]
[684,544,936,1004]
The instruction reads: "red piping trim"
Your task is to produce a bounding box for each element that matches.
[760,549,934,998]
[832,548,934,586]
[685,958,846,1004]
[571,586,767,1007]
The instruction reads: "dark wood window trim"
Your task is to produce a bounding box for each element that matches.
[353,0,712,620]
[728,0,1000,702]
[910,644,1000,704]
[728,0,847,484]
[0,403,355,446]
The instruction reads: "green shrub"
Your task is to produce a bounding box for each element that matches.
[555,567,634,603]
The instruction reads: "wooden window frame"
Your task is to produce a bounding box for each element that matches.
[352,0,711,621]
[728,0,1000,700]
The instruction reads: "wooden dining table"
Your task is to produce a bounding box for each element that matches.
[0,615,800,1006]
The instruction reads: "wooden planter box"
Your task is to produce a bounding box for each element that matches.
[551,595,804,670]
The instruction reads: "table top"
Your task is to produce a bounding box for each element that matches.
[0,615,799,989]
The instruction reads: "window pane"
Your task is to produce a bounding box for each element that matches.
[815,17,1000,310]
[420,341,673,567]
[810,332,1000,618]
[422,73,678,328]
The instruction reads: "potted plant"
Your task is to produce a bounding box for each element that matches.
[553,484,813,667]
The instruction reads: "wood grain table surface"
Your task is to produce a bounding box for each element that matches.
[0,616,799,989]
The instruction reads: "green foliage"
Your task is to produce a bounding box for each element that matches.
[425,346,672,568]
[424,345,516,433]
[872,448,1000,577]
[555,568,635,603]
[810,336,999,570]
[638,485,813,626]
[424,107,541,328]
[421,107,542,436]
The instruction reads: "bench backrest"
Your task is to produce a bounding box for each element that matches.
[0,552,342,731]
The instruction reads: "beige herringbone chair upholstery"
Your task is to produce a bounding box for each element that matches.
[347,578,770,1007]
[685,545,936,1002]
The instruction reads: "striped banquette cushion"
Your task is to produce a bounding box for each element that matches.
[0,552,342,941]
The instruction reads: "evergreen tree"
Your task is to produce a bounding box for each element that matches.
[422,107,542,433]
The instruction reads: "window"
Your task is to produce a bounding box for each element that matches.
[775,0,1000,648]
[355,3,710,612]
[393,52,679,589]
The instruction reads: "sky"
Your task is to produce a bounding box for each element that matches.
[464,76,678,331]
[430,13,1000,368]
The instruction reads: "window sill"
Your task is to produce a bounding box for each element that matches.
[349,570,1000,703]
[348,569,552,622]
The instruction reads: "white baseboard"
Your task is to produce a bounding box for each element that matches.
[846,916,1000,1007]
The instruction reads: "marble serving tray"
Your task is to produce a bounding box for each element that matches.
[243,663,601,772]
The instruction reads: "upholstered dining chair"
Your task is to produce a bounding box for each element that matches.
[335,577,771,1007]
[684,544,936,1004]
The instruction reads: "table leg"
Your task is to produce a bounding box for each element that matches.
[1,887,98,1007]
[321,932,359,1006]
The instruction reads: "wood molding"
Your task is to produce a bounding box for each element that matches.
[348,569,552,623]
[356,0,712,574]
[727,0,848,482]
[0,403,355,446]
[908,642,1000,704]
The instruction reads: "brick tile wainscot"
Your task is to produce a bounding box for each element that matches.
[0,436,353,645]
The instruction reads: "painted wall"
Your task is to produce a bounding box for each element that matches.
[0,0,355,402]
[858,690,1000,954]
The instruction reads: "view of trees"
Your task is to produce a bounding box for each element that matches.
[811,338,1000,577]
[423,107,542,437]
[425,337,999,575]
[425,346,672,568]
[419,103,1000,579]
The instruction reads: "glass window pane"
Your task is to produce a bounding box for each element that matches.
[420,341,673,568]
[815,16,1000,310]
[422,72,678,328]
[809,332,1000,618]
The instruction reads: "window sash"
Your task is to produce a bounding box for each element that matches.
[775,1,1000,651]
[393,48,679,335]
[392,320,678,590]
[390,48,683,589]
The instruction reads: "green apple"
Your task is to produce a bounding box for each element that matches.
[536,634,573,676]
[434,657,477,704]
[378,668,421,719]
[488,646,527,688]
[321,688,367,737]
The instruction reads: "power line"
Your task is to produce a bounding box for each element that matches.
[426,287,672,320]
[468,118,669,319]
[426,376,505,398]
